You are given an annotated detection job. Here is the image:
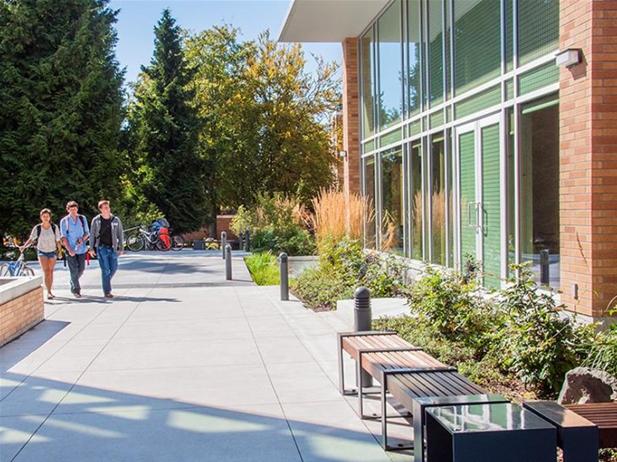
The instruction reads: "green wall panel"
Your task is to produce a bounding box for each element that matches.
[459,131,476,265]
[363,139,376,153]
[409,119,422,136]
[455,85,501,120]
[380,128,402,146]
[481,124,501,289]
[429,110,444,129]
[518,62,559,96]
[518,0,559,65]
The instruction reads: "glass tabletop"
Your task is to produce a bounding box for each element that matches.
[426,403,555,434]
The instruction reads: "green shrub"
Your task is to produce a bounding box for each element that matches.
[291,236,406,310]
[244,252,279,286]
[583,309,617,377]
[405,266,498,355]
[252,227,315,256]
[231,193,315,256]
[496,265,596,397]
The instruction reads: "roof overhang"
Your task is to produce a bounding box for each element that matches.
[278,0,390,43]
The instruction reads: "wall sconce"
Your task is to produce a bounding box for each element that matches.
[556,48,582,68]
[338,150,347,159]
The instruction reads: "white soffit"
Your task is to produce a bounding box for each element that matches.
[278,0,390,43]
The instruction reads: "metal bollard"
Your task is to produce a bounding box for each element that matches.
[225,244,232,280]
[354,287,373,387]
[244,230,251,252]
[279,252,289,301]
[221,231,227,259]
[540,249,550,285]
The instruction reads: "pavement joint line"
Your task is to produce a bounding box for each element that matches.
[0,291,132,405]
[231,285,305,462]
[8,257,168,462]
[261,287,401,455]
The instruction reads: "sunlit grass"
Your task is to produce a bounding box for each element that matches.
[244,252,280,286]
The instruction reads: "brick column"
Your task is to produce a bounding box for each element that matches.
[342,38,361,227]
[560,0,617,318]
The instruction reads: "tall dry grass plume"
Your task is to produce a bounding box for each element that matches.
[310,188,373,244]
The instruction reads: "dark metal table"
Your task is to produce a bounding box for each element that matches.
[425,402,557,462]
[412,394,509,462]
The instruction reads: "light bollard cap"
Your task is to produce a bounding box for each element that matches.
[354,286,370,300]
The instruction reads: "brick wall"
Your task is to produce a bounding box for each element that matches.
[560,0,617,318]
[0,287,44,347]
[342,38,361,228]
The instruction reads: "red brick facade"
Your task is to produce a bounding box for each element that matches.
[0,287,44,347]
[342,38,361,224]
[560,0,617,318]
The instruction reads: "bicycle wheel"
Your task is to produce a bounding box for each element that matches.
[0,264,9,277]
[156,239,171,251]
[21,267,35,277]
[126,233,145,252]
[171,235,184,251]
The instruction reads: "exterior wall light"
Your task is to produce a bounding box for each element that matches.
[338,150,348,159]
[556,48,582,68]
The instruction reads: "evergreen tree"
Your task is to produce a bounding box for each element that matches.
[126,9,205,233]
[0,0,125,239]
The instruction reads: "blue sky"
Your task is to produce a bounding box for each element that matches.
[109,0,342,85]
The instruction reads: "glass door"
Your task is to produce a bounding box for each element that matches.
[455,114,504,289]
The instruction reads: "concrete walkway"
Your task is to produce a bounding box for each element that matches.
[0,252,409,462]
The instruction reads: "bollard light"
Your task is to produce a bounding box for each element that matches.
[225,244,232,280]
[279,252,289,301]
[354,287,373,387]
[221,231,227,260]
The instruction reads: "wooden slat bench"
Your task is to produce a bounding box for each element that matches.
[565,402,617,449]
[523,401,599,462]
[337,331,420,396]
[337,330,502,458]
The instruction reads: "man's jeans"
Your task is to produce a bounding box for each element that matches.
[66,253,86,294]
[97,246,118,295]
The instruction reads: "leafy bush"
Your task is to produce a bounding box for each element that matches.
[584,314,617,377]
[291,236,406,310]
[496,265,596,397]
[252,227,315,256]
[231,193,314,256]
[244,252,279,286]
[404,267,498,355]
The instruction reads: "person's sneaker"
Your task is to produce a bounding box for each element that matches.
[104,293,114,299]
[73,292,81,298]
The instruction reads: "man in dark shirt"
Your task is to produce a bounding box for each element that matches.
[89,200,124,298]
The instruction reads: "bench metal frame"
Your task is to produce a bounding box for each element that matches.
[337,331,401,395]
[376,367,457,451]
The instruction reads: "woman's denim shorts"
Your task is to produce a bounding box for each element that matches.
[37,250,57,259]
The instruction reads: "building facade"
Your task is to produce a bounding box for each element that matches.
[280,0,617,320]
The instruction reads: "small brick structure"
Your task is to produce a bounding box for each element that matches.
[0,277,44,347]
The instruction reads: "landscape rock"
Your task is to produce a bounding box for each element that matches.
[558,367,617,404]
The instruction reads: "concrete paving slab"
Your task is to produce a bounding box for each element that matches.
[0,253,408,461]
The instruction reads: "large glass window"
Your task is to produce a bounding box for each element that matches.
[380,147,405,255]
[431,135,446,265]
[377,0,403,129]
[360,30,375,138]
[453,0,501,95]
[518,0,559,65]
[407,0,422,115]
[410,141,423,260]
[363,156,377,249]
[520,96,559,288]
[427,0,443,105]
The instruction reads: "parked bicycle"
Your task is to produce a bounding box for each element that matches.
[0,241,36,277]
[124,225,184,252]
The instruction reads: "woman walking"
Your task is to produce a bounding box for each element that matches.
[20,209,61,299]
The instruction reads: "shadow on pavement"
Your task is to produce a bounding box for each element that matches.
[0,372,388,462]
